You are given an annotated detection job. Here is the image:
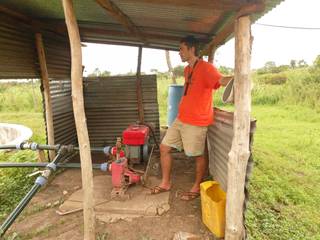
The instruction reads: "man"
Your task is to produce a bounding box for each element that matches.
[151,36,232,200]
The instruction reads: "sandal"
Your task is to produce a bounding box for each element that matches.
[179,191,200,201]
[150,186,170,195]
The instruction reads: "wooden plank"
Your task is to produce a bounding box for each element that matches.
[61,0,96,239]
[203,2,264,55]
[35,33,56,161]
[136,46,144,123]
[225,15,252,240]
[95,0,147,43]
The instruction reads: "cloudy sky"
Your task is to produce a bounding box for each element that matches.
[82,0,320,75]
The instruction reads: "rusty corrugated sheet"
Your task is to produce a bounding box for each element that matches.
[0,15,38,79]
[83,75,160,147]
[207,108,256,192]
[49,80,77,145]
[41,31,71,79]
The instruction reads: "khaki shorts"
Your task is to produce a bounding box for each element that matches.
[162,118,208,157]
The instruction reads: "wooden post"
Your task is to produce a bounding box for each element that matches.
[37,150,46,163]
[225,15,252,240]
[208,46,216,64]
[35,33,55,161]
[136,46,144,123]
[61,0,96,239]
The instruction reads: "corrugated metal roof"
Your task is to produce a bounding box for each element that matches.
[0,0,285,51]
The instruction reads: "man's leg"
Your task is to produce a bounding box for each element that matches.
[190,155,208,193]
[158,144,172,190]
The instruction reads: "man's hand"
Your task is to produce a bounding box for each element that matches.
[219,75,233,87]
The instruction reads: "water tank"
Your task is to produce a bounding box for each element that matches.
[167,85,184,126]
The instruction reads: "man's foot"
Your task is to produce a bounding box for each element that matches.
[179,191,200,201]
[150,186,170,195]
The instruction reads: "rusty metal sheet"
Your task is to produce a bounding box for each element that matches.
[207,108,256,192]
[83,75,160,147]
[0,16,38,79]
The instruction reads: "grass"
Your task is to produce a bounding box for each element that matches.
[247,105,320,239]
[0,112,45,219]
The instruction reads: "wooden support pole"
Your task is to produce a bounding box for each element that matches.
[61,1,96,239]
[208,46,216,64]
[136,46,144,123]
[35,33,55,161]
[225,15,252,240]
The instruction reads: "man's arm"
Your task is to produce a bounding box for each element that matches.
[219,76,233,87]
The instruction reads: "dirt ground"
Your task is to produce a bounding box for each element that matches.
[4,151,218,240]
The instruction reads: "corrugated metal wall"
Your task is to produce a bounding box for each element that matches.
[207,108,256,192]
[0,14,76,146]
[41,31,76,146]
[83,75,160,147]
[50,80,77,145]
[0,15,38,79]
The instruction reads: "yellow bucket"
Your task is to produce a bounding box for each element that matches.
[200,181,226,238]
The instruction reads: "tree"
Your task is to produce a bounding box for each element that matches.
[290,59,296,69]
[172,65,184,78]
[87,68,111,77]
[298,59,308,68]
[165,50,177,84]
[218,66,234,75]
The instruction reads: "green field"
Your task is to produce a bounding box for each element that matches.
[0,64,320,239]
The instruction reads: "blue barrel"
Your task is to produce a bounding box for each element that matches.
[167,85,184,126]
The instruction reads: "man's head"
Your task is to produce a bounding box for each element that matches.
[179,35,199,62]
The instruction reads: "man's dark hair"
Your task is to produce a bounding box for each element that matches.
[180,35,200,56]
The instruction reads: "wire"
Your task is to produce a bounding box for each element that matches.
[255,23,320,30]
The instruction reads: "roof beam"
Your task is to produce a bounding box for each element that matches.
[123,0,246,10]
[203,2,265,55]
[0,5,32,23]
[95,0,147,43]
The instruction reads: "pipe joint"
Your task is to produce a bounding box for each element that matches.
[47,162,57,171]
[35,176,47,186]
[100,162,109,172]
[30,142,38,151]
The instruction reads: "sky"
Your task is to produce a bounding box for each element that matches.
[82,0,320,75]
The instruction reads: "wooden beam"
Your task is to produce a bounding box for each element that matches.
[203,2,265,55]
[61,1,96,239]
[0,5,32,23]
[208,46,216,63]
[225,15,252,240]
[79,26,182,43]
[126,0,246,10]
[35,33,55,161]
[96,0,147,43]
[136,46,144,123]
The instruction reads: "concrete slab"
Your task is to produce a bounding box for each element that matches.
[58,174,170,222]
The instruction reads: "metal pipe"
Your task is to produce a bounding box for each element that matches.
[0,148,65,237]
[0,184,41,237]
[0,143,110,154]
[0,162,104,169]
[0,145,16,150]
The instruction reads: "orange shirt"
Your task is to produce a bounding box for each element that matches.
[177,59,222,126]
